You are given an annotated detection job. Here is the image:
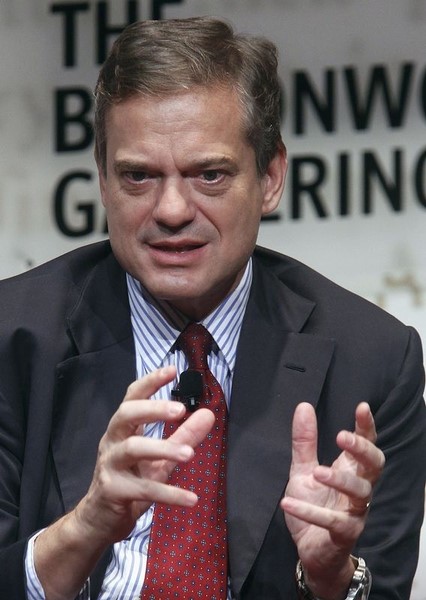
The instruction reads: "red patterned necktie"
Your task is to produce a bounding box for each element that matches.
[141,322,228,600]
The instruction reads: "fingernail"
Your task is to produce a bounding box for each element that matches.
[343,431,355,446]
[160,365,174,376]
[178,445,193,460]
[169,401,184,415]
[183,492,199,507]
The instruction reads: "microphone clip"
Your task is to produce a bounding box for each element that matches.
[171,369,203,412]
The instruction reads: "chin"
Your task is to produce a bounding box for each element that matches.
[145,278,200,302]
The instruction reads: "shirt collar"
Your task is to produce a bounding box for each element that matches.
[126,259,253,373]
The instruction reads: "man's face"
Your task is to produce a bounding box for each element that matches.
[99,86,286,320]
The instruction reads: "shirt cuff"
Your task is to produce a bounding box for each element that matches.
[25,530,90,600]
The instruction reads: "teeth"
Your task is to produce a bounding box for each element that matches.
[161,246,196,252]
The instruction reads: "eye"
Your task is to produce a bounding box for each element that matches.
[200,170,223,183]
[126,171,150,183]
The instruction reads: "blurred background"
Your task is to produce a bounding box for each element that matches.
[0,1,425,595]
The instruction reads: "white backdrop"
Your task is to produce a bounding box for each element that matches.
[0,1,425,596]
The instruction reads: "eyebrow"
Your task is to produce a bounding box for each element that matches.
[113,159,149,174]
[187,156,239,172]
[113,155,239,175]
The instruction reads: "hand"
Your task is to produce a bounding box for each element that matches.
[280,402,385,599]
[75,365,215,546]
[34,366,215,600]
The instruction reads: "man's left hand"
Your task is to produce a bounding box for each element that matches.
[280,402,385,600]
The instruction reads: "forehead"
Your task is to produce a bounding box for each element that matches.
[104,86,252,164]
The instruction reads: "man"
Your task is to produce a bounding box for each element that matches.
[0,16,424,600]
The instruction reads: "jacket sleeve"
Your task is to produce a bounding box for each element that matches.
[0,301,50,599]
[0,381,28,599]
[355,326,426,600]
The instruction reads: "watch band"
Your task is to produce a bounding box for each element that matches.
[296,556,372,600]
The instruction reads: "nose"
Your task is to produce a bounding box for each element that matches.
[152,178,195,229]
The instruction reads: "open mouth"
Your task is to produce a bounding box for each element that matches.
[152,243,204,253]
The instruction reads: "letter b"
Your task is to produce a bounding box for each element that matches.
[55,87,93,152]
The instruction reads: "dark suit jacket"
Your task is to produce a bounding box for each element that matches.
[0,241,424,600]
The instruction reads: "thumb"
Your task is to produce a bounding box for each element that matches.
[290,402,319,473]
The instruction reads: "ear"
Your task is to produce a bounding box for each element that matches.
[261,143,287,216]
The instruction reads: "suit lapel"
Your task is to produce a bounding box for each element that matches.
[227,257,335,593]
[51,252,135,513]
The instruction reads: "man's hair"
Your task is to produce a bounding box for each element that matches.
[94,16,284,175]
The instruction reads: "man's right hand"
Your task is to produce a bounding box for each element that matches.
[34,366,215,600]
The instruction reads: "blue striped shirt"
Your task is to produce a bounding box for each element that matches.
[25,259,252,600]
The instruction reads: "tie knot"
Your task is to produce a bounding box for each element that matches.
[178,322,213,370]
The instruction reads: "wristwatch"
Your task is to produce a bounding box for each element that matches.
[296,556,372,599]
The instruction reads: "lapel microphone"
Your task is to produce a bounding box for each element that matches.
[171,369,203,412]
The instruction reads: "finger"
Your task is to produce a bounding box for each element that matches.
[290,403,319,473]
[354,402,377,443]
[169,408,216,449]
[110,409,214,468]
[313,465,372,507]
[124,366,177,402]
[97,466,199,509]
[132,476,199,508]
[111,435,195,470]
[157,409,215,483]
[336,430,385,482]
[281,496,365,539]
[107,399,186,441]
[107,411,215,508]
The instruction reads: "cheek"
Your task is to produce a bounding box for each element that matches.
[213,215,259,261]
[106,197,147,230]
[224,201,262,238]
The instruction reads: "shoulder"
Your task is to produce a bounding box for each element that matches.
[254,245,400,324]
[1,240,113,287]
[253,245,422,362]
[253,247,424,433]
[0,240,116,326]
